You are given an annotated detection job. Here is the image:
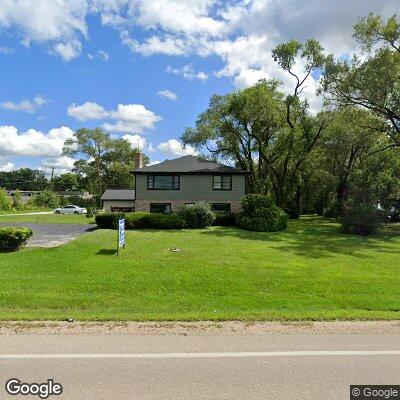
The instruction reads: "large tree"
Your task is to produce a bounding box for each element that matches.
[63,128,148,197]
[321,13,400,146]
[0,168,48,191]
[182,40,328,213]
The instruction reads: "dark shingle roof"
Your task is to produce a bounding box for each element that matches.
[101,189,135,201]
[135,155,248,174]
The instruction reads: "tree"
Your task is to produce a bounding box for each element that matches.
[0,168,48,191]
[63,128,149,197]
[321,13,400,146]
[183,40,328,214]
[0,188,11,211]
[52,173,80,192]
[33,190,60,209]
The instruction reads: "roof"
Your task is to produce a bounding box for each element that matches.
[134,155,248,174]
[100,189,135,201]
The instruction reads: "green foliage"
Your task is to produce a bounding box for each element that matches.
[86,207,94,218]
[12,190,24,211]
[95,212,125,229]
[0,227,32,252]
[341,204,381,235]
[0,168,47,191]
[213,212,236,226]
[52,173,80,191]
[124,212,151,229]
[237,194,288,232]
[129,213,186,230]
[176,204,215,228]
[33,190,60,208]
[0,188,11,211]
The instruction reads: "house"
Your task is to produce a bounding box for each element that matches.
[100,155,248,213]
[133,154,248,213]
[100,189,135,212]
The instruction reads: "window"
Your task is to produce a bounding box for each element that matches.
[150,203,172,214]
[185,203,195,208]
[211,203,231,212]
[147,174,180,190]
[213,175,232,190]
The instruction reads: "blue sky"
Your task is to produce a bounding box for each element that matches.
[0,0,398,175]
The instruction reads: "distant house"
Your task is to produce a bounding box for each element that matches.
[101,154,248,213]
[100,189,135,212]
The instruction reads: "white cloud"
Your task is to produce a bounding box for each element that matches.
[157,89,177,101]
[0,0,88,60]
[0,95,48,114]
[157,139,198,157]
[121,133,148,150]
[0,161,15,172]
[0,126,74,157]
[103,104,162,133]
[0,46,13,54]
[87,49,110,61]
[148,160,161,166]
[166,64,208,81]
[39,156,76,176]
[67,101,109,121]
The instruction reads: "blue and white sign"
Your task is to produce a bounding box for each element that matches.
[118,218,125,249]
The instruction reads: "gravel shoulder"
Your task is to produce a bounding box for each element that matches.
[1,320,400,335]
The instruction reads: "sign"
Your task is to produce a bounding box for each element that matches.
[117,218,125,254]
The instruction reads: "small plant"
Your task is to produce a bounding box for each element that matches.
[86,207,94,218]
[237,194,288,232]
[176,204,215,228]
[12,190,24,211]
[0,227,33,252]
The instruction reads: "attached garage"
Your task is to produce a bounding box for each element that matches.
[100,190,135,212]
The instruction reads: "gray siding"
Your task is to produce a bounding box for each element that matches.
[135,174,246,201]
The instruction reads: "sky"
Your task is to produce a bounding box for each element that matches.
[0,0,398,176]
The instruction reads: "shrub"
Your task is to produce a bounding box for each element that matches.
[237,194,288,232]
[0,227,33,252]
[213,212,236,226]
[33,190,60,208]
[0,188,11,211]
[124,212,151,229]
[176,204,215,228]
[130,213,186,229]
[95,212,125,229]
[86,207,94,218]
[341,204,381,235]
[12,190,24,211]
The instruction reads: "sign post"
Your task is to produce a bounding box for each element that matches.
[117,218,125,255]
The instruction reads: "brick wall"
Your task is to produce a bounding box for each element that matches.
[135,200,241,213]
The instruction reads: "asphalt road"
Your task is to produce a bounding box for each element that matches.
[0,223,96,247]
[0,330,399,399]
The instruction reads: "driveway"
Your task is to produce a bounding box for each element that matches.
[0,223,96,247]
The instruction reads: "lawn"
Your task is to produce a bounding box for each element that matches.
[0,213,95,224]
[0,216,399,321]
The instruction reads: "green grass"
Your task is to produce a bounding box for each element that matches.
[0,216,399,321]
[0,208,50,215]
[0,213,94,224]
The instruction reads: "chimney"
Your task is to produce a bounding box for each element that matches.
[135,150,144,169]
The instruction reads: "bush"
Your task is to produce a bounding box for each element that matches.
[0,187,11,211]
[95,212,125,229]
[237,194,288,232]
[12,190,24,211]
[33,190,60,208]
[0,227,33,252]
[176,204,215,228]
[86,207,94,218]
[213,212,236,226]
[130,212,186,229]
[341,204,381,235]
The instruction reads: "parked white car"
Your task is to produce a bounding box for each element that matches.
[53,205,87,215]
